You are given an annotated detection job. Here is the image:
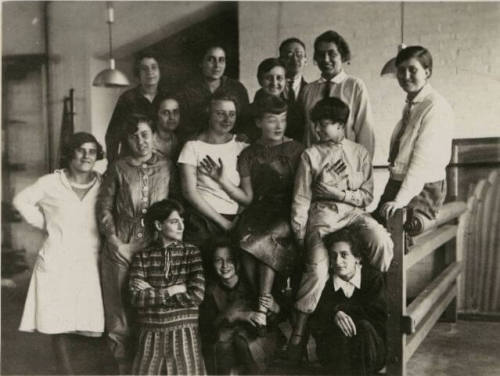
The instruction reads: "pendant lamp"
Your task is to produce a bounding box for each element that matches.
[93,2,130,87]
[380,2,407,77]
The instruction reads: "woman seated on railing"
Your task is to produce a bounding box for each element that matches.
[376,46,454,235]
[310,227,387,376]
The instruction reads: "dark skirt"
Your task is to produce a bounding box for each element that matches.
[132,325,206,375]
[375,179,447,235]
[204,322,280,375]
[236,201,297,276]
[182,207,236,273]
[314,319,386,376]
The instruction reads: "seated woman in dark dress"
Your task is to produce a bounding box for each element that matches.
[199,237,280,375]
[199,95,304,328]
[310,227,387,376]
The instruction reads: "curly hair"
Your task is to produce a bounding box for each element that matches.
[323,227,363,260]
[313,30,351,63]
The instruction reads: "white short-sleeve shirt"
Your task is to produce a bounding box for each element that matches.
[178,135,248,214]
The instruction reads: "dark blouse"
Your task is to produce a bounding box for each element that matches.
[310,266,388,341]
[105,86,169,163]
[176,76,249,142]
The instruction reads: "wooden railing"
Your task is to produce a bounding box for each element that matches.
[385,201,468,376]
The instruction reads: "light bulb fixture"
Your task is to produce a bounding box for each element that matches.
[380,2,407,78]
[93,2,130,87]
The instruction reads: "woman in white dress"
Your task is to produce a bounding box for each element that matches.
[13,132,105,374]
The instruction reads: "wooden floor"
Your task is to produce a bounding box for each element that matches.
[2,272,500,375]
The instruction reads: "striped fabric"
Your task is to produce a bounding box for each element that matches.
[132,326,206,375]
[129,240,205,329]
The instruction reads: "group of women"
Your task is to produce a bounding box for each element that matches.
[13,28,454,376]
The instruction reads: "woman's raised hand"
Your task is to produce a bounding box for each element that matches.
[199,155,225,182]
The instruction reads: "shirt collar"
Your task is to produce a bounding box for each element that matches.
[332,264,362,298]
[407,83,433,104]
[319,70,348,84]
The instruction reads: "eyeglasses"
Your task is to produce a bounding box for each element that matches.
[285,51,306,59]
[213,110,237,120]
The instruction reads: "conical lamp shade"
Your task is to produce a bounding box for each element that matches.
[380,57,397,78]
[93,58,130,87]
[380,43,406,78]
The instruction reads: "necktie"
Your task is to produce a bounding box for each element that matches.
[323,80,333,98]
[389,100,414,165]
[287,80,296,104]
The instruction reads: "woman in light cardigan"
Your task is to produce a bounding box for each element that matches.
[376,46,454,234]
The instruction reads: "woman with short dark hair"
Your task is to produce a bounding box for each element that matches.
[176,45,250,142]
[14,132,105,374]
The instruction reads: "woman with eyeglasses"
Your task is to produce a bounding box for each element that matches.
[178,93,249,266]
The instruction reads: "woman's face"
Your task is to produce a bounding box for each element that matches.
[69,142,98,173]
[201,47,226,81]
[157,99,180,133]
[257,112,287,142]
[397,57,430,95]
[208,100,237,134]
[314,41,343,79]
[155,210,184,242]
[138,57,160,87]
[127,122,153,158]
[315,119,345,143]
[213,246,237,281]
[260,66,286,96]
[329,241,360,281]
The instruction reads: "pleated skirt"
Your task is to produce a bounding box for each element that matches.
[132,324,206,375]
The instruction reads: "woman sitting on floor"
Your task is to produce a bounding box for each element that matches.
[199,237,280,375]
[309,227,387,376]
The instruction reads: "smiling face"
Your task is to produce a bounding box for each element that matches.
[279,41,307,78]
[314,41,343,80]
[329,241,360,281]
[396,57,430,95]
[208,99,237,135]
[315,119,345,143]
[213,246,237,282]
[155,210,184,242]
[127,121,154,158]
[138,57,160,87]
[257,111,287,143]
[260,66,286,97]
[157,98,180,132]
[69,142,98,173]
[201,47,226,81]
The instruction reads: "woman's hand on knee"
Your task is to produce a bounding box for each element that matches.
[334,311,357,337]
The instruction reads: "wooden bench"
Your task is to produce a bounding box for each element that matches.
[385,201,468,375]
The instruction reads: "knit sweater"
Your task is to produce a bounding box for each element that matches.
[129,240,205,329]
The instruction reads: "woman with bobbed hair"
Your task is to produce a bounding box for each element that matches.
[376,46,454,234]
[13,132,105,374]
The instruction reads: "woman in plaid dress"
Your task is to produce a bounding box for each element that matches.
[129,199,206,375]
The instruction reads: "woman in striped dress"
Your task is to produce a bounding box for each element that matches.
[129,199,206,375]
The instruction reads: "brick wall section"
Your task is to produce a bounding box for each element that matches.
[239,2,500,166]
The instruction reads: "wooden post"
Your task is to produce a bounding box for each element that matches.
[386,209,407,376]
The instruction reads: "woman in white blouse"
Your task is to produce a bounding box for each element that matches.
[377,46,454,234]
[178,92,248,266]
[13,132,105,374]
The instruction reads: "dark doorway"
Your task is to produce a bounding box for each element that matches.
[137,2,239,93]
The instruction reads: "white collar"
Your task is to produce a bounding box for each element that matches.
[407,83,433,104]
[318,70,348,84]
[333,264,362,298]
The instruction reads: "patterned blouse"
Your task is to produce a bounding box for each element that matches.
[129,240,205,329]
